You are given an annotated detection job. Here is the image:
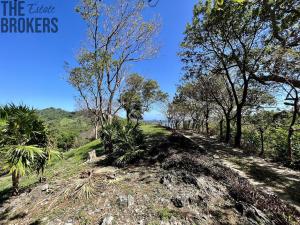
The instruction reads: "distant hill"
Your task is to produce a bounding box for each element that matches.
[37,108,93,150]
[37,107,76,121]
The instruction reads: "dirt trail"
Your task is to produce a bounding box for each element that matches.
[182,131,300,212]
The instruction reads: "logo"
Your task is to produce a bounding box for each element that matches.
[0,0,58,33]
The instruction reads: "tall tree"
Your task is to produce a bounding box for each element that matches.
[120,73,167,125]
[68,0,159,138]
[181,0,269,147]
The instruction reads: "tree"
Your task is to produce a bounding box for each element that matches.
[250,0,300,88]
[181,0,272,147]
[249,110,275,157]
[0,104,54,195]
[68,0,160,138]
[120,73,168,125]
[197,74,234,142]
[284,87,299,162]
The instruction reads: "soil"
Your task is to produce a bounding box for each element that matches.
[0,132,299,225]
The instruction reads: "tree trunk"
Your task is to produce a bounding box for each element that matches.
[187,120,191,130]
[287,94,298,162]
[225,115,231,143]
[126,110,130,123]
[12,171,20,195]
[259,128,264,157]
[219,119,224,141]
[234,106,242,148]
[205,106,210,136]
[94,121,99,139]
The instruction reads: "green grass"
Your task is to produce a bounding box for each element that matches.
[0,124,168,196]
[0,140,102,193]
[141,124,171,137]
[157,207,176,221]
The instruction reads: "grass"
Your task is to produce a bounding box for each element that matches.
[157,207,176,221]
[0,140,102,194]
[0,124,169,205]
[0,124,167,192]
[141,124,171,137]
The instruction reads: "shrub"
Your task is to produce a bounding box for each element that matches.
[100,120,145,167]
[242,127,260,155]
[57,133,76,151]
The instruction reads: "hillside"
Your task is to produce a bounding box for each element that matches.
[37,108,93,150]
[0,125,299,225]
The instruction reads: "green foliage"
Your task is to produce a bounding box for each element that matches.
[4,145,44,176]
[242,128,261,154]
[242,114,300,165]
[100,119,145,167]
[0,104,55,194]
[120,73,168,123]
[0,104,48,147]
[38,108,92,151]
[0,140,102,194]
[267,127,289,161]
[157,208,176,221]
[141,123,171,137]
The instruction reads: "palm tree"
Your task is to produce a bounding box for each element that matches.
[4,146,44,195]
[0,104,53,195]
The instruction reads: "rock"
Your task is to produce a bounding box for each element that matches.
[106,174,116,180]
[160,174,173,185]
[87,150,97,162]
[235,202,244,214]
[100,215,114,225]
[181,172,199,188]
[41,184,49,192]
[138,219,145,225]
[235,201,270,224]
[171,197,184,208]
[188,195,204,206]
[127,194,134,207]
[64,219,74,225]
[118,195,134,208]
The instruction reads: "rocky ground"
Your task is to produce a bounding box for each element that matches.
[0,132,299,225]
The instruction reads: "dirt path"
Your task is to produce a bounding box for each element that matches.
[182,131,300,212]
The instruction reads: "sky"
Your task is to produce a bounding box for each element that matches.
[0,0,197,120]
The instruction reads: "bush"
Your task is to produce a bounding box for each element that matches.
[100,120,145,167]
[242,128,260,155]
[57,133,76,151]
[267,127,289,162]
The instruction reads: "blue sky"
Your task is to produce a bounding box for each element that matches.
[0,0,197,120]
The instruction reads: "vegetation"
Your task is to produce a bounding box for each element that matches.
[0,104,57,194]
[120,73,168,125]
[38,108,92,151]
[67,0,160,139]
[1,0,300,224]
[167,0,300,166]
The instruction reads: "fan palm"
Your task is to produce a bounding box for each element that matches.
[0,104,53,195]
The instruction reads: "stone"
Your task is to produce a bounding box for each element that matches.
[138,219,145,225]
[118,195,134,208]
[100,215,114,225]
[41,184,49,192]
[87,150,97,162]
[235,201,270,224]
[181,172,199,188]
[171,197,184,208]
[106,174,116,180]
[160,174,173,185]
[127,194,134,207]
